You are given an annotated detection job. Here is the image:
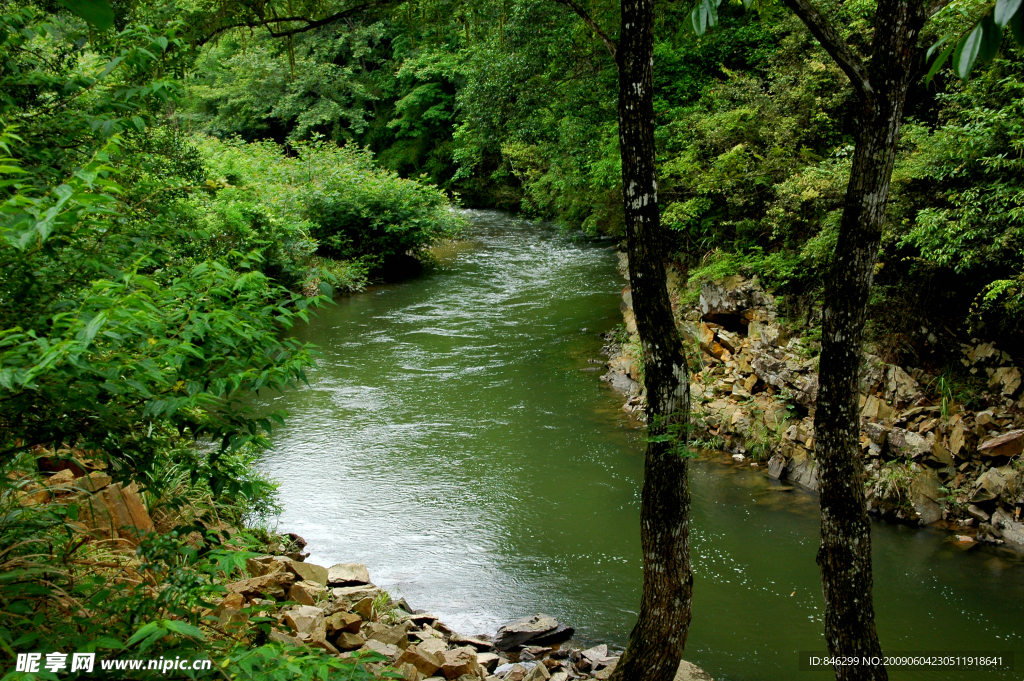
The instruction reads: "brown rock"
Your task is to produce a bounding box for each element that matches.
[283,605,325,635]
[978,430,1024,459]
[332,584,381,603]
[327,563,370,586]
[335,631,365,651]
[269,629,304,647]
[364,621,410,648]
[417,638,448,657]
[362,639,400,661]
[352,596,374,620]
[441,647,481,679]
[594,659,618,680]
[279,558,328,586]
[397,644,443,676]
[226,571,294,600]
[288,581,326,606]
[493,614,559,650]
[675,660,715,680]
[76,471,112,493]
[325,611,363,635]
[477,652,501,672]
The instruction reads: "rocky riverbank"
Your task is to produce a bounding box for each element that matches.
[602,255,1024,549]
[12,458,714,680]
[224,545,714,681]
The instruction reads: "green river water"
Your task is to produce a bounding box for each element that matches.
[256,210,1024,680]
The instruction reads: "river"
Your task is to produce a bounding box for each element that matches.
[256,210,1024,680]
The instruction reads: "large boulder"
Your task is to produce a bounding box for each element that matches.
[493,614,560,651]
[327,563,370,586]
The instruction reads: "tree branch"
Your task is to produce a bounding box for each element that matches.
[197,1,389,46]
[551,0,617,61]
[925,0,953,18]
[781,0,873,101]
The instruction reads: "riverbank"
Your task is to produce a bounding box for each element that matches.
[602,254,1024,549]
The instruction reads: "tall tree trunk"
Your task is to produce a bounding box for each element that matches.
[797,0,929,678]
[610,1,693,680]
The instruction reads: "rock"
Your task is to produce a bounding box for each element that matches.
[74,482,154,541]
[675,660,715,681]
[396,663,422,681]
[327,563,371,586]
[363,639,401,661]
[226,571,294,600]
[525,622,574,646]
[288,581,326,606]
[418,638,448,658]
[924,442,954,468]
[581,645,608,665]
[949,420,967,457]
[594,659,618,680]
[365,621,410,648]
[398,644,444,677]
[989,367,1022,397]
[269,629,304,647]
[352,596,374,620]
[280,558,328,586]
[283,605,325,636]
[973,467,1007,502]
[493,614,559,651]
[246,555,281,577]
[549,674,568,681]
[991,508,1024,545]
[699,276,774,320]
[332,585,382,603]
[477,653,501,672]
[767,454,786,479]
[325,611,363,635]
[452,635,495,651]
[335,631,365,651]
[886,366,923,407]
[967,504,991,522]
[441,647,481,679]
[978,430,1024,459]
[75,471,112,493]
[522,662,550,681]
[888,428,930,459]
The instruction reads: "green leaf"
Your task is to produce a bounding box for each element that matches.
[926,36,949,61]
[1011,2,1024,44]
[163,620,206,640]
[994,0,1023,27]
[978,13,1002,63]
[56,0,115,32]
[952,23,984,80]
[925,41,955,85]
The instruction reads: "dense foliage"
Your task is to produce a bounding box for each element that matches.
[0,1,456,675]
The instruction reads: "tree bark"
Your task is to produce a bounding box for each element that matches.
[802,0,929,678]
[610,2,693,680]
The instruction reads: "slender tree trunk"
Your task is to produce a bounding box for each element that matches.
[809,0,928,678]
[610,2,693,680]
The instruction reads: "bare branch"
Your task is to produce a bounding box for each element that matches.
[551,0,617,61]
[782,0,873,101]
